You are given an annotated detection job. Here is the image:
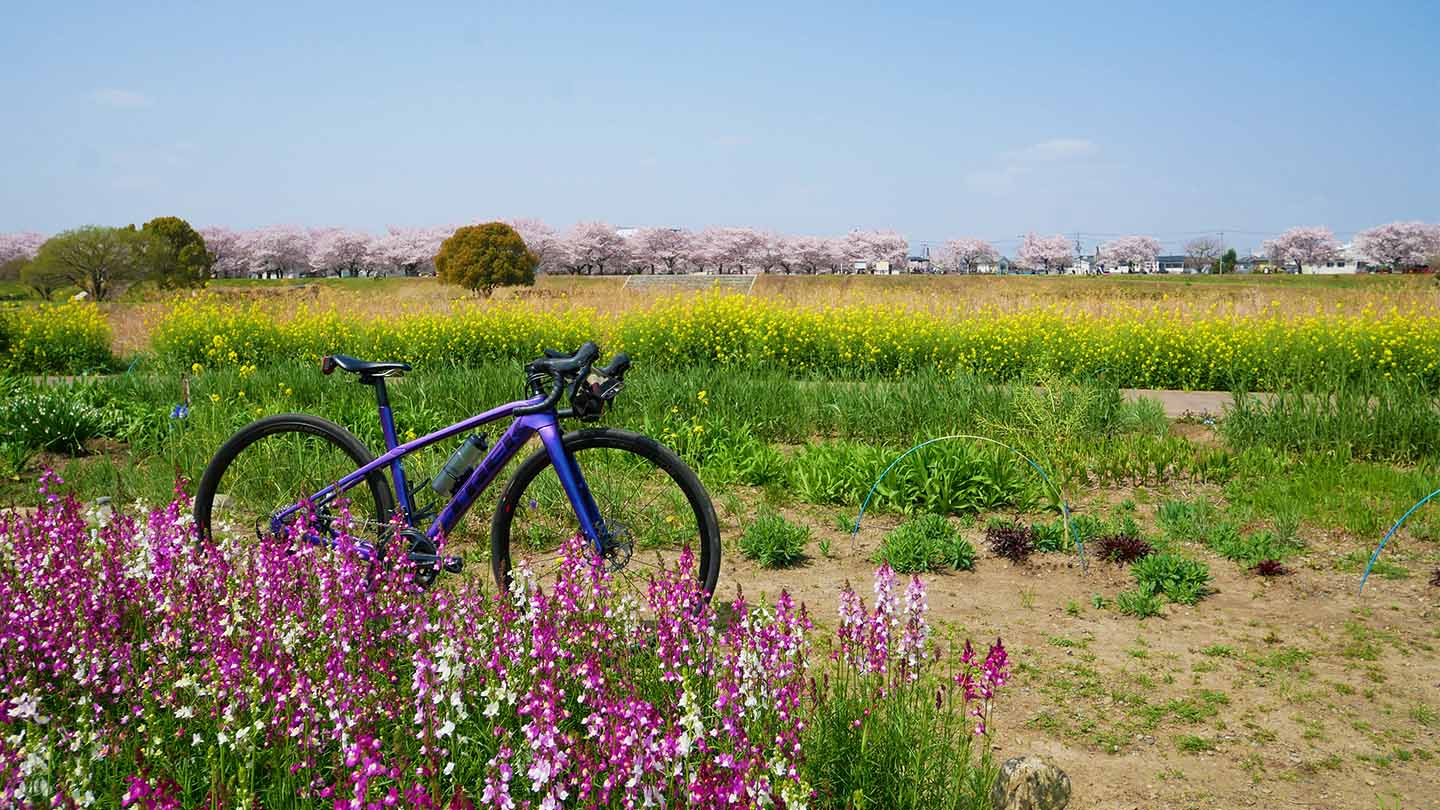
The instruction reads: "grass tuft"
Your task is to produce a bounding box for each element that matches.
[739,508,810,568]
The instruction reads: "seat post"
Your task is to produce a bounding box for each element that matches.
[362,375,414,519]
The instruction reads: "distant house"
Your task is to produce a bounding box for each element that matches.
[906,255,932,273]
[1077,255,1161,274]
[974,257,1012,274]
[1156,255,1187,273]
[1304,243,1372,274]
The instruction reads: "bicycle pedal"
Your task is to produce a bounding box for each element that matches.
[443,555,464,574]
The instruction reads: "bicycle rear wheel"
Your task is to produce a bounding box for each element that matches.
[193,414,395,552]
[490,428,721,603]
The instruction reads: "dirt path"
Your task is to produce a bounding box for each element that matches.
[712,493,1440,810]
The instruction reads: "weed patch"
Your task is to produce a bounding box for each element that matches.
[739,508,809,568]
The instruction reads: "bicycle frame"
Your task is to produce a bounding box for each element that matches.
[271,391,606,558]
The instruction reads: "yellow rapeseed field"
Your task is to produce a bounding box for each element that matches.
[146,292,1439,391]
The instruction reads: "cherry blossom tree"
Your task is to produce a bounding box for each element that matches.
[1262,226,1340,274]
[1099,235,1162,273]
[0,231,46,265]
[844,230,908,273]
[1355,221,1440,271]
[243,225,312,279]
[309,228,373,277]
[695,227,767,274]
[562,222,629,275]
[629,227,694,274]
[751,232,792,274]
[198,226,250,278]
[505,219,560,274]
[370,226,448,276]
[939,238,1000,273]
[786,235,843,274]
[1017,233,1073,273]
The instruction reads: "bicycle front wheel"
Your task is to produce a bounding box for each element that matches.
[490,428,721,603]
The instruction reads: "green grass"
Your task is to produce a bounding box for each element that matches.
[739,508,810,568]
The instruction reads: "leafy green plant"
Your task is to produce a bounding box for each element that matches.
[1116,589,1163,618]
[739,508,809,568]
[0,388,112,455]
[1131,553,1212,605]
[874,513,976,573]
[1211,528,1303,566]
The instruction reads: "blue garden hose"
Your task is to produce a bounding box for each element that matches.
[1359,485,1440,594]
[850,434,1086,571]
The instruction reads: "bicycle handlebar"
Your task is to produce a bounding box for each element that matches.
[514,342,623,417]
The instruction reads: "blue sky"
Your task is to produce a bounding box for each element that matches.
[2,0,1436,254]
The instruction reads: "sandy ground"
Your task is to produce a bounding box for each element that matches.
[713,493,1440,810]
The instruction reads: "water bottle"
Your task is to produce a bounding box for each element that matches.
[431,434,487,496]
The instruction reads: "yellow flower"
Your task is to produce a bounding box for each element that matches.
[209,393,220,403]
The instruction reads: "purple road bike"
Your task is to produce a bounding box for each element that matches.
[193,343,721,598]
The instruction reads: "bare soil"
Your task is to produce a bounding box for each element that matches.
[714,490,1440,810]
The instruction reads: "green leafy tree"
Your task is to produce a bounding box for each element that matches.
[137,216,213,289]
[0,257,26,283]
[18,259,69,300]
[29,226,153,301]
[435,222,538,297]
[1218,248,1238,275]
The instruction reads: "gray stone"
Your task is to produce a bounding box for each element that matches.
[991,755,1072,810]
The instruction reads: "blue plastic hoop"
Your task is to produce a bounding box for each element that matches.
[1359,485,1440,594]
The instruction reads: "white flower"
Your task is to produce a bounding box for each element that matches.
[9,693,39,721]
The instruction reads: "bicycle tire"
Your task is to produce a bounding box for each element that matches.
[193,413,396,547]
[490,428,721,600]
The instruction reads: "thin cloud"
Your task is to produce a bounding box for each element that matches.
[967,138,1099,194]
[964,165,1031,194]
[92,89,152,109]
[1004,138,1098,163]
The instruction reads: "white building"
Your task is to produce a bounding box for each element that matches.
[1300,243,1371,274]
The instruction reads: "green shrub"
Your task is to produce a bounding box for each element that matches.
[0,386,113,454]
[1116,589,1164,618]
[435,222,538,297]
[1131,552,1212,605]
[1032,519,1069,552]
[874,513,976,573]
[0,302,114,374]
[1210,527,1303,566]
[739,508,809,568]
